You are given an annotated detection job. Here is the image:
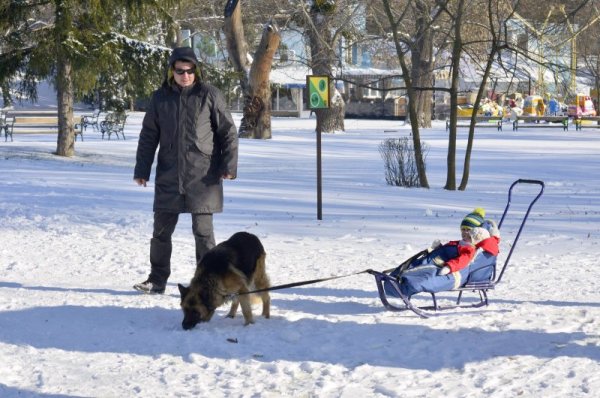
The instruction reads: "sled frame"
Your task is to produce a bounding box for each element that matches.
[369,179,544,318]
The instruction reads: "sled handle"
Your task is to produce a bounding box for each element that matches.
[496,179,544,284]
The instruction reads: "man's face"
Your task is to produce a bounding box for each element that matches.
[173,60,196,88]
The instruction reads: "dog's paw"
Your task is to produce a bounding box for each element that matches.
[243,318,255,326]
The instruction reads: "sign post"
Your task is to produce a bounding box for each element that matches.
[306,75,330,220]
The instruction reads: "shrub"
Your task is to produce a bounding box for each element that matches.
[379,137,427,187]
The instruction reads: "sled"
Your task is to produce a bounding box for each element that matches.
[368,179,544,318]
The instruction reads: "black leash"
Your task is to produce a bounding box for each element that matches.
[237,249,430,296]
[237,269,372,296]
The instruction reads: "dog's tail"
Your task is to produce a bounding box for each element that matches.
[254,252,269,287]
[249,252,270,304]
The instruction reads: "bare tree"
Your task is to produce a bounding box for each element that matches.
[373,0,451,188]
[410,1,435,128]
[458,1,515,190]
[224,0,281,139]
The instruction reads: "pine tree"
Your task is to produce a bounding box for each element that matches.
[0,0,176,157]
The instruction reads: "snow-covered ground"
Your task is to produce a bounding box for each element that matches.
[0,113,599,397]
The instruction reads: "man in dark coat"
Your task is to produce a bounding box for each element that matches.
[133,47,238,294]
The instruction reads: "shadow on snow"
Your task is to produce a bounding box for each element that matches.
[0,285,598,371]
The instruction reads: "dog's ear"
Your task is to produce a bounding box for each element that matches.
[178,284,190,298]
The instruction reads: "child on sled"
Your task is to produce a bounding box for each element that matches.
[430,207,500,276]
[390,208,501,298]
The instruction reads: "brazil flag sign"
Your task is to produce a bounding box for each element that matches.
[306,75,330,109]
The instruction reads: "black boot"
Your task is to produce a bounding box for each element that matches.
[133,279,166,294]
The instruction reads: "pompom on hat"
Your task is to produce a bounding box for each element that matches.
[461,207,485,230]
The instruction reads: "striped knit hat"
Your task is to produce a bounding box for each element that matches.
[461,208,485,230]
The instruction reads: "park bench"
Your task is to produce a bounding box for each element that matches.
[512,115,569,131]
[446,116,503,131]
[574,116,600,131]
[99,112,128,140]
[2,110,83,141]
[79,109,102,132]
[0,111,12,141]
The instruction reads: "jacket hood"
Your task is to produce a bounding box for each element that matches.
[164,47,203,87]
[168,47,199,67]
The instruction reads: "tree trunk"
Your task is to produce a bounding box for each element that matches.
[458,48,495,191]
[444,0,466,191]
[308,8,344,133]
[55,1,75,157]
[1,81,12,107]
[56,52,75,157]
[411,1,434,128]
[224,1,250,95]
[224,1,279,139]
[459,0,502,191]
[239,22,280,139]
[381,0,429,188]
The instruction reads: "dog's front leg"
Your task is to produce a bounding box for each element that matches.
[238,295,255,325]
[227,297,239,318]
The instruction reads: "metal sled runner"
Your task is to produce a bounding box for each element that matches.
[368,179,545,318]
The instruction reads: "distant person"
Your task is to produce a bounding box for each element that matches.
[510,105,523,122]
[548,98,560,116]
[536,99,545,117]
[515,96,524,109]
[133,47,239,294]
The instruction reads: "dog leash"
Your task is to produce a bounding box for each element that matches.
[236,269,372,296]
[235,249,431,297]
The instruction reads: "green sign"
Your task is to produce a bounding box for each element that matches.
[307,75,330,109]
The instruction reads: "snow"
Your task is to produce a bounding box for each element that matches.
[1,113,599,397]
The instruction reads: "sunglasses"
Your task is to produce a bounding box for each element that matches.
[174,68,195,75]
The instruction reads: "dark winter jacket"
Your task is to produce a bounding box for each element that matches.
[134,80,238,213]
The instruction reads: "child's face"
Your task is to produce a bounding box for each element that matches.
[461,228,472,242]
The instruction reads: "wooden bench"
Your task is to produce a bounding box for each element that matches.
[3,110,83,141]
[574,116,600,131]
[99,112,128,140]
[512,115,569,131]
[446,116,503,131]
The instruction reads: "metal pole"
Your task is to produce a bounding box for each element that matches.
[316,114,322,220]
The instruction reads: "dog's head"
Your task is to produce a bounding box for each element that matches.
[178,283,214,330]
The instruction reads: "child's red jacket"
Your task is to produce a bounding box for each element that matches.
[444,236,500,272]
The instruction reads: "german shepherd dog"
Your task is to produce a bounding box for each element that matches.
[178,232,270,329]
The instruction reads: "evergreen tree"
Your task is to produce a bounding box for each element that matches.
[0,0,176,157]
